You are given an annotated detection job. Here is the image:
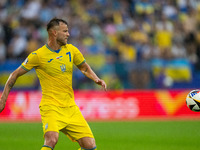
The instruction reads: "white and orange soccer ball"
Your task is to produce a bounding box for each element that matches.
[186,90,200,112]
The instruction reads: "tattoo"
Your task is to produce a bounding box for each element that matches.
[83,68,88,75]
[8,79,15,89]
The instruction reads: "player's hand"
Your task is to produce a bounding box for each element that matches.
[95,79,107,91]
[0,98,6,113]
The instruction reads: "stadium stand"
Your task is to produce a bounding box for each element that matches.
[0,0,200,90]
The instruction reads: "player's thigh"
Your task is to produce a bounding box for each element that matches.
[40,106,60,135]
[61,106,94,142]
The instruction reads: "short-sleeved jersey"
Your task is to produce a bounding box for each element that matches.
[21,44,85,107]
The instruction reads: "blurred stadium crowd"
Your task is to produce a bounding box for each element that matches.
[0,0,200,90]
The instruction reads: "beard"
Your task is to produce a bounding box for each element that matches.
[57,37,67,46]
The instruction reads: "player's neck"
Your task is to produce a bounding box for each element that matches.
[47,41,61,50]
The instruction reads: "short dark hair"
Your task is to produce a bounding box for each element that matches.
[47,18,68,31]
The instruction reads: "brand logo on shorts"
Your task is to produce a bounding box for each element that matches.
[45,123,48,130]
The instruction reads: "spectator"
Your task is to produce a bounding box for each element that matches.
[0,38,6,63]
[7,31,27,59]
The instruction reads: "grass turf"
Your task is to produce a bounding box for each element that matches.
[0,120,200,150]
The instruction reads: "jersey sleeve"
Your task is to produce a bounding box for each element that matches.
[21,51,39,71]
[72,45,86,66]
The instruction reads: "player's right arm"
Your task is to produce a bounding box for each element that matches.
[0,66,28,112]
[0,51,39,113]
[0,50,39,113]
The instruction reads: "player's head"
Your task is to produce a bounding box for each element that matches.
[47,18,70,46]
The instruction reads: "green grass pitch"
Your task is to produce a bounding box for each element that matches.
[0,120,200,150]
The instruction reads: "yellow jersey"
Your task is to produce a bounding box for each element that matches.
[21,44,85,107]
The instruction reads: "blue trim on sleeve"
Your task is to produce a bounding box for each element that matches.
[20,65,30,72]
[77,60,86,67]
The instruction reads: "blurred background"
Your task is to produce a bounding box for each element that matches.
[1,0,200,150]
[1,0,200,90]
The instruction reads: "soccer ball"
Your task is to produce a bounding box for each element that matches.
[186,90,200,112]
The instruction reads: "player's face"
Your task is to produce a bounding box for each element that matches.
[56,22,70,46]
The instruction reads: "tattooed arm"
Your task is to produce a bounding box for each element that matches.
[0,66,28,112]
[77,62,107,91]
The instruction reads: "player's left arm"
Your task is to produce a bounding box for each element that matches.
[77,62,107,91]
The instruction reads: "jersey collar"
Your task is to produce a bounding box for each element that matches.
[46,44,61,53]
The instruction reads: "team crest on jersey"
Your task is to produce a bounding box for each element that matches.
[23,58,28,65]
[60,64,66,72]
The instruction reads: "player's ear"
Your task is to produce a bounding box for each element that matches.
[48,28,57,37]
[52,29,57,37]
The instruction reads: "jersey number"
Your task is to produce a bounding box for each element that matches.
[66,52,71,62]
